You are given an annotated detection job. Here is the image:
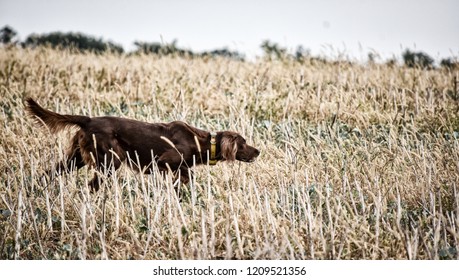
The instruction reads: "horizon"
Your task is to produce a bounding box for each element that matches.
[1,0,458,62]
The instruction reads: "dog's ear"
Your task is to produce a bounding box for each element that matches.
[220,134,238,161]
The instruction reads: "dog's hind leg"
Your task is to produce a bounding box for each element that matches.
[54,148,86,174]
[88,146,125,192]
[47,133,86,178]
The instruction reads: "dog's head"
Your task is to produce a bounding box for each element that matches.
[220,132,260,162]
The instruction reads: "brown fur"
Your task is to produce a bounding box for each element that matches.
[25,98,260,191]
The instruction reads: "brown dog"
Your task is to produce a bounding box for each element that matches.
[25,98,260,191]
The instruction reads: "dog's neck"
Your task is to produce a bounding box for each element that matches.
[196,131,224,165]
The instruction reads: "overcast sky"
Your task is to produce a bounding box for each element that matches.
[1,0,458,61]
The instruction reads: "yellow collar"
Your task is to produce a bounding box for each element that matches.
[209,132,217,165]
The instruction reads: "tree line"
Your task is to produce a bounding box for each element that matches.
[1,25,457,69]
[0,25,243,60]
[261,39,458,70]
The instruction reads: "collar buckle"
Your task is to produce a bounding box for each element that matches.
[209,132,217,165]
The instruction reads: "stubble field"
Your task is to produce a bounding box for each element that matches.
[1,47,458,259]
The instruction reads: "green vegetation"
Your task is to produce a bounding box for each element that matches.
[23,31,124,54]
[402,49,434,69]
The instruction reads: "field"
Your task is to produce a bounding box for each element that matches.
[0,47,458,260]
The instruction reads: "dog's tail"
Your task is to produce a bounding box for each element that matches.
[25,98,90,134]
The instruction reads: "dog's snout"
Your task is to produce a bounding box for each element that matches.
[254,148,260,157]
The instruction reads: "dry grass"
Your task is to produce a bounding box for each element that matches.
[1,47,458,260]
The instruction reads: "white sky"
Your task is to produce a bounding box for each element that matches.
[1,0,458,61]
